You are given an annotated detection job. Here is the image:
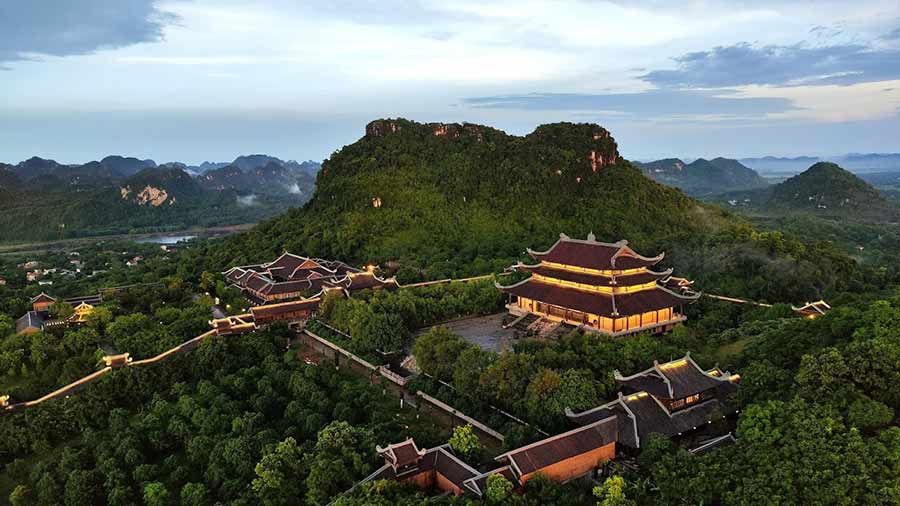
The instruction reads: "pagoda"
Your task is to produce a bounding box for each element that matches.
[496,233,699,336]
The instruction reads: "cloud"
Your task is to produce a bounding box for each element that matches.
[0,0,177,66]
[463,90,794,118]
[885,26,900,40]
[236,194,258,207]
[642,41,900,88]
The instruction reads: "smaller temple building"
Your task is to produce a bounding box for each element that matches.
[364,439,481,496]
[493,416,617,485]
[566,354,740,449]
[359,418,618,499]
[225,253,398,305]
[497,233,699,337]
[15,293,97,334]
[792,300,831,319]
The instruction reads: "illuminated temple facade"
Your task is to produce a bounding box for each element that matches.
[497,233,699,336]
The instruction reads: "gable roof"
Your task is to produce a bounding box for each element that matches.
[30,293,56,304]
[567,386,738,449]
[377,438,425,469]
[792,300,832,316]
[614,354,733,399]
[496,416,617,477]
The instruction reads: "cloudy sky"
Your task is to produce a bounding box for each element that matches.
[2,0,900,164]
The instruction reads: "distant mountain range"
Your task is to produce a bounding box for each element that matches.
[738,153,900,175]
[0,154,321,242]
[635,157,769,197]
[716,162,900,223]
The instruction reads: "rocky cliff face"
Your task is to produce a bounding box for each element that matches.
[120,185,173,206]
[364,119,494,142]
[362,119,620,173]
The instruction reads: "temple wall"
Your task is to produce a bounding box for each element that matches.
[435,473,465,496]
[519,442,615,484]
[399,470,434,490]
[33,301,53,313]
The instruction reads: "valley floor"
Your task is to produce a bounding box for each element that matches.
[0,223,254,255]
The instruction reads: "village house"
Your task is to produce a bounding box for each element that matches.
[497,233,700,336]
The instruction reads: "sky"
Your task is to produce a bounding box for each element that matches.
[2,0,900,164]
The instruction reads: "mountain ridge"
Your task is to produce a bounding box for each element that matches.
[636,156,768,196]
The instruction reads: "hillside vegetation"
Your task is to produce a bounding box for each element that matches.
[768,162,899,221]
[0,155,319,243]
[215,119,854,302]
[637,157,769,197]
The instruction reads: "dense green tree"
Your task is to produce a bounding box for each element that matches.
[253,437,306,506]
[593,476,634,506]
[304,421,373,506]
[142,482,170,506]
[448,424,482,462]
[485,473,514,505]
[8,485,32,506]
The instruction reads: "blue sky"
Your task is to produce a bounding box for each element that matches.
[2,0,900,164]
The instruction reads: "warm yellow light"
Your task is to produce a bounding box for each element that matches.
[659,359,688,370]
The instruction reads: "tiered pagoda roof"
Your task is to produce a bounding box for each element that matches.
[497,234,699,327]
[527,235,664,271]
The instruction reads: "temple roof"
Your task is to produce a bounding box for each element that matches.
[566,392,735,449]
[30,293,56,304]
[329,272,400,292]
[495,416,617,477]
[497,278,698,318]
[792,300,831,317]
[420,446,480,487]
[265,252,317,277]
[377,438,425,469]
[615,354,736,399]
[244,272,274,292]
[367,443,479,492]
[516,263,672,286]
[527,233,663,271]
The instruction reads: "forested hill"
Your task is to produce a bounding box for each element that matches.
[636,157,769,197]
[0,155,319,243]
[215,119,854,302]
[768,162,899,221]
